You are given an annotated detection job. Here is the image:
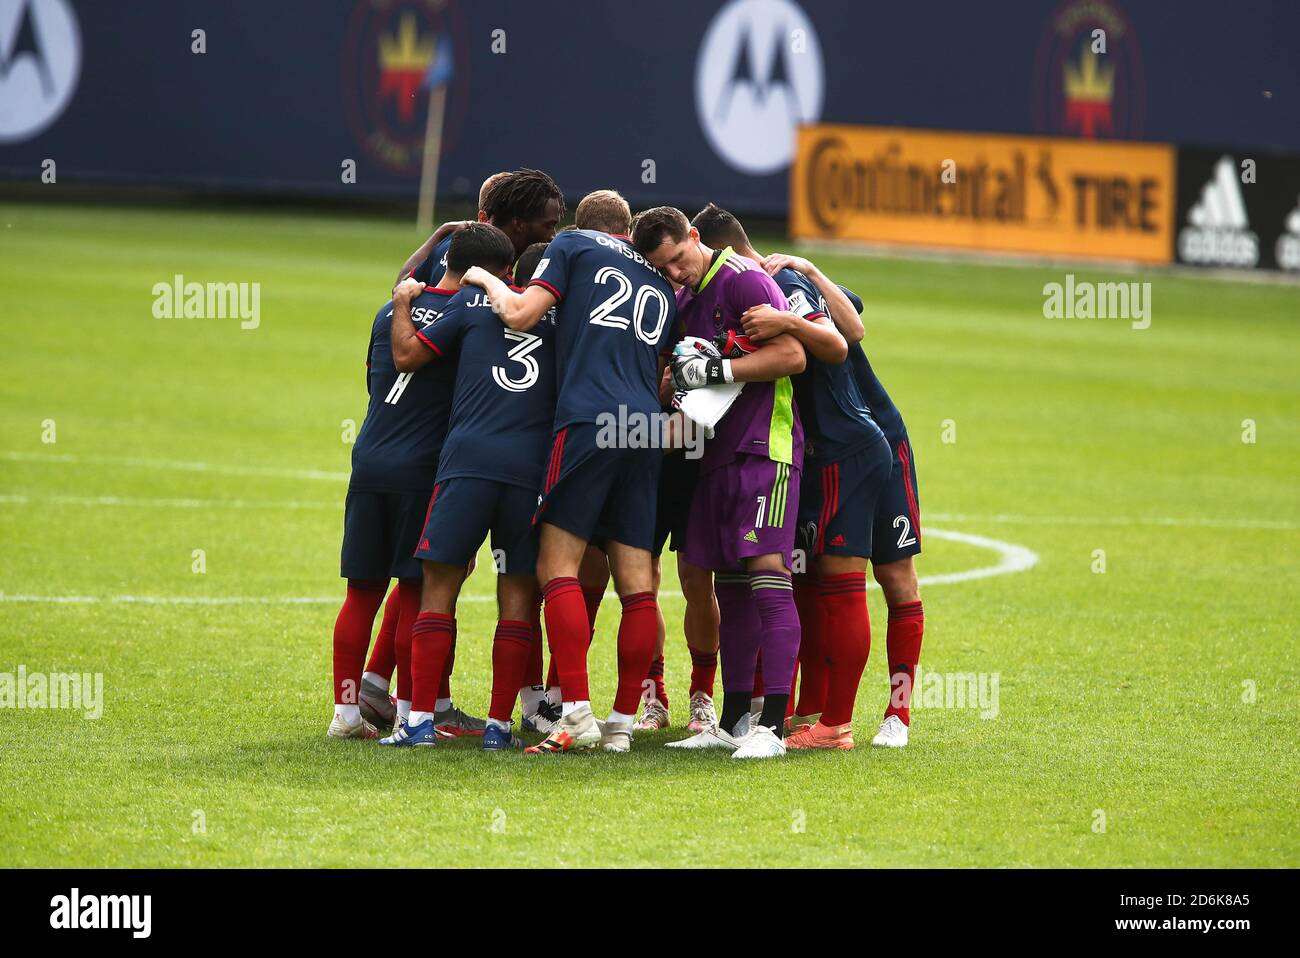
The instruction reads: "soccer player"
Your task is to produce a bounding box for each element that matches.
[633,207,816,759]
[461,190,677,754]
[534,191,679,733]
[327,244,472,740]
[397,169,564,288]
[693,204,893,750]
[761,256,925,748]
[382,223,553,750]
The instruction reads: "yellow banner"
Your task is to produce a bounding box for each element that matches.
[791,125,1174,264]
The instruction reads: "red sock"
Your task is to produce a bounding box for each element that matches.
[490,620,534,722]
[689,651,717,697]
[793,575,828,716]
[439,619,456,701]
[786,660,798,720]
[753,657,764,698]
[645,654,669,708]
[524,597,544,688]
[393,578,422,703]
[885,600,924,725]
[613,592,659,714]
[818,572,870,727]
[332,580,386,705]
[364,586,400,681]
[582,587,604,641]
[542,577,591,702]
[410,612,454,714]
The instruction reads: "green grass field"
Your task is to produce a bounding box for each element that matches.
[1,201,1297,867]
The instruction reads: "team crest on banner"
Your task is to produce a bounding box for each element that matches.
[341,0,468,176]
[1030,0,1145,140]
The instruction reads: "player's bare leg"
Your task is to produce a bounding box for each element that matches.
[527,523,603,753]
[483,574,540,751]
[788,554,870,751]
[679,557,720,731]
[634,557,671,730]
[381,561,464,747]
[871,557,923,748]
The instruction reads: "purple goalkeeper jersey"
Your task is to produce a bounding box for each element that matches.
[675,247,803,474]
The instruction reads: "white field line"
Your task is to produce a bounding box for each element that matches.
[0,493,335,510]
[0,450,349,483]
[928,511,1299,531]
[0,527,1037,606]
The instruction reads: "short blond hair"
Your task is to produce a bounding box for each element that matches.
[575,189,632,235]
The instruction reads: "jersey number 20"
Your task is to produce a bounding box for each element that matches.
[588,266,670,345]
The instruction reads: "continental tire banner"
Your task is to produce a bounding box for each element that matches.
[1175,147,1300,273]
[792,125,1175,264]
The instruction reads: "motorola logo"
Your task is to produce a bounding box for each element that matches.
[0,0,81,143]
[695,0,824,176]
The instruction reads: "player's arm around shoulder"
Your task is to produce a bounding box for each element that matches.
[742,303,846,365]
[728,269,808,380]
[762,252,865,345]
[461,267,555,332]
[390,278,436,373]
[729,332,806,382]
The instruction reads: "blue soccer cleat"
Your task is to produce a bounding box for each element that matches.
[482,724,525,751]
[379,717,439,747]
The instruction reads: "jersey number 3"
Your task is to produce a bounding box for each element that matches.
[492,330,544,393]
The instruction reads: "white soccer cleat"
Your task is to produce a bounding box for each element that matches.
[731,723,788,760]
[871,715,909,748]
[598,718,634,753]
[327,713,379,740]
[666,711,749,751]
[686,690,718,733]
[521,699,562,736]
[633,700,670,731]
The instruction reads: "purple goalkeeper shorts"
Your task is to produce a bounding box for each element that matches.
[682,454,801,572]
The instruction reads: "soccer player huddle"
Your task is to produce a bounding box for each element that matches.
[328,168,925,759]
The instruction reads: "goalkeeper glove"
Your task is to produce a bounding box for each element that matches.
[672,354,734,390]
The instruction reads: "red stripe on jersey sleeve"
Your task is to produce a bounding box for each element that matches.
[528,279,562,302]
[413,328,442,356]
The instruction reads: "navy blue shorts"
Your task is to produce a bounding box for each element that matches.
[796,435,893,563]
[537,422,662,553]
[340,488,433,581]
[653,451,700,556]
[870,434,922,564]
[413,477,539,576]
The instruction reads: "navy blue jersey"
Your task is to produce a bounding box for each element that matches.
[834,283,908,447]
[771,268,883,465]
[418,288,558,491]
[411,233,454,286]
[526,229,676,430]
[350,287,458,494]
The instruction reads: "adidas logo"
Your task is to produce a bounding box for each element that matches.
[1177,155,1259,267]
[1276,195,1300,272]
[744,530,759,543]
[830,533,846,547]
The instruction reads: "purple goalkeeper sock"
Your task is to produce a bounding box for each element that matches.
[715,572,761,732]
[749,570,800,697]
